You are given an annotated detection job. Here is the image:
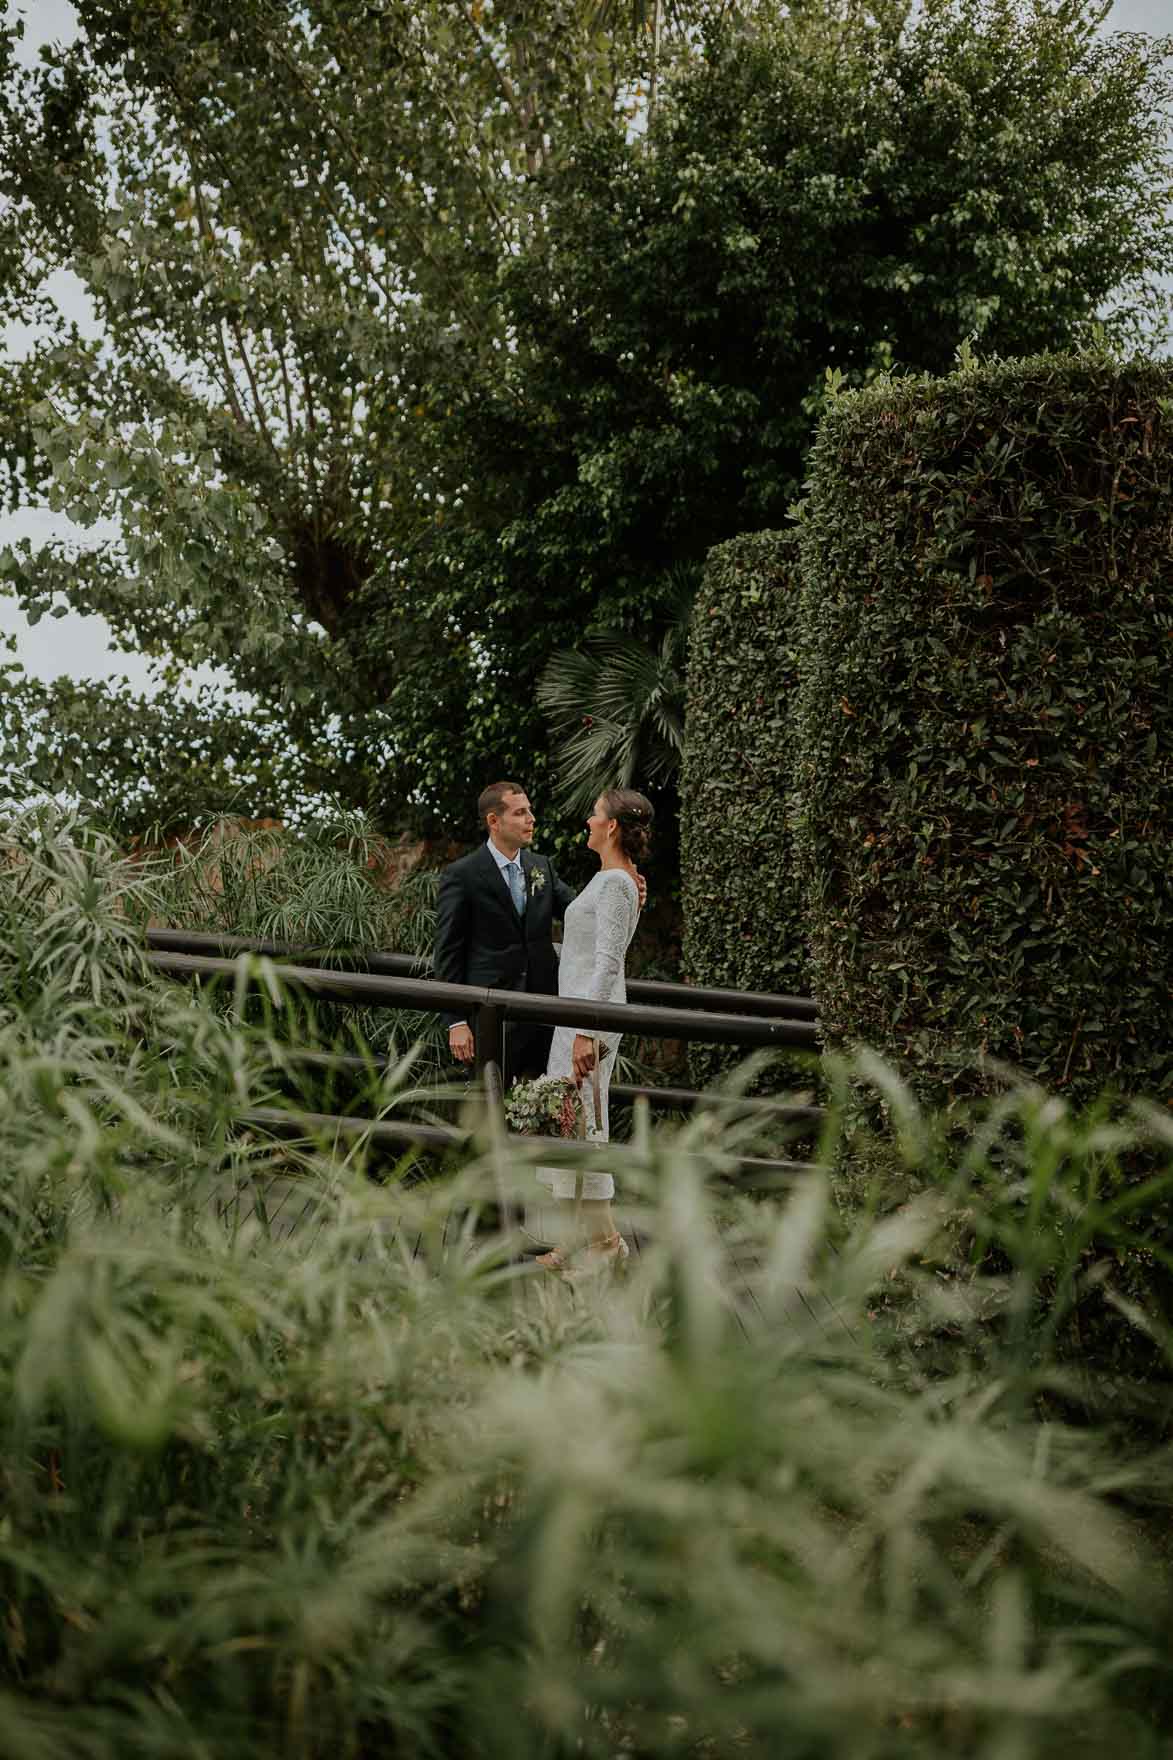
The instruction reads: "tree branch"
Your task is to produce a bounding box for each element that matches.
[189,180,251,432]
[459,6,532,142]
[292,328,324,535]
[255,6,480,326]
[274,328,300,487]
[187,158,283,466]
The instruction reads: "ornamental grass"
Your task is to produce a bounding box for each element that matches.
[2,808,1173,1758]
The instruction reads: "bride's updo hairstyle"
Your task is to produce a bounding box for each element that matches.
[601,788,655,864]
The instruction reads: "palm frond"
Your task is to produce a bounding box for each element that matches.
[537,606,691,814]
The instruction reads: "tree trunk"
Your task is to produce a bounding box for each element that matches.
[648,0,663,125]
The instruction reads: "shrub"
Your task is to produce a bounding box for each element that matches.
[794,351,1173,1105]
[138,810,437,953]
[681,530,809,1089]
[136,812,448,1072]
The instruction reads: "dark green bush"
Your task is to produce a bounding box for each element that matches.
[680,531,809,1089]
[795,351,1173,1103]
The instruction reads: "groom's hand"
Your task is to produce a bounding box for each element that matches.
[635,870,648,910]
[449,1023,475,1064]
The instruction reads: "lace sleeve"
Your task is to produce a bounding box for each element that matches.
[585,871,638,1005]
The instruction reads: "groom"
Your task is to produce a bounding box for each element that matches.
[433,781,576,1081]
[433,780,645,1081]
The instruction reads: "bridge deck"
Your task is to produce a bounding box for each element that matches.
[210,1170,851,1343]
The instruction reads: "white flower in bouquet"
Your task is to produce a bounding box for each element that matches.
[504,1074,582,1138]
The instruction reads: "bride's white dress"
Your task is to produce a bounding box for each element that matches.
[537,867,640,1202]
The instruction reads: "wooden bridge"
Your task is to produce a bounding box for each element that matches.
[145,928,826,1266]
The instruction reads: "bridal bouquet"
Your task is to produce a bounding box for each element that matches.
[504,1074,583,1139]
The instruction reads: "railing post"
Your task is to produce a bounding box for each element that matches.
[474,1003,503,1082]
[482,1058,504,1118]
[479,1054,519,1244]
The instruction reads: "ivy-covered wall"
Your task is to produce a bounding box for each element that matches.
[680,531,808,1089]
[794,352,1173,1103]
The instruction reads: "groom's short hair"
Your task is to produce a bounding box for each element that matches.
[478,781,526,826]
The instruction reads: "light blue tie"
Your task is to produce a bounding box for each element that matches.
[507,859,526,916]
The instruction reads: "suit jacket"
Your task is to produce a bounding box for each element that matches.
[432,843,577,1028]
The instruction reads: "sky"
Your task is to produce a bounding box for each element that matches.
[0,0,222,695]
[1,0,1171,695]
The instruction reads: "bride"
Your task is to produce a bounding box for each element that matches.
[535,787,653,1277]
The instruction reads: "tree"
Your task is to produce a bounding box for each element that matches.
[0,649,330,834]
[485,0,1173,592]
[1,0,681,833]
[1,1,1169,841]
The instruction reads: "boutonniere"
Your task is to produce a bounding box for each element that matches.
[529,866,547,895]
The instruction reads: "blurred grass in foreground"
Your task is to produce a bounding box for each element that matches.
[1,806,1172,1758]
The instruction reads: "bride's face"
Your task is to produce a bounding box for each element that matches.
[586,797,615,856]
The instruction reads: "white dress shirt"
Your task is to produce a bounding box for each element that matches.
[487,836,526,896]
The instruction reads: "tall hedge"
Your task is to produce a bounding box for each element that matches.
[795,352,1173,1103]
[681,531,807,1089]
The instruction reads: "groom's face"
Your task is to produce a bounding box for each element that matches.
[490,791,535,851]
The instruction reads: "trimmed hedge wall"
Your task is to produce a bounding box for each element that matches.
[795,351,1173,1103]
[681,531,807,1089]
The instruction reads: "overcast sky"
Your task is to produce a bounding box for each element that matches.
[2,0,1171,695]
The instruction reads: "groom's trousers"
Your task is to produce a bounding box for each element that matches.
[499,981,555,1085]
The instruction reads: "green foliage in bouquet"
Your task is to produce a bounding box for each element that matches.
[504,1074,583,1139]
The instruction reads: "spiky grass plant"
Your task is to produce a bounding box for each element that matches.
[135,809,428,949]
[3,809,1173,1757]
[132,810,448,1075]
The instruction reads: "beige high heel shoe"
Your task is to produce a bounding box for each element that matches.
[535,1233,629,1281]
[582,1231,629,1271]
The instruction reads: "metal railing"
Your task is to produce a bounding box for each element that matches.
[145,929,818,1021]
[147,943,822,1189]
[238,1102,810,1184]
[276,1048,824,1125]
[145,951,819,1065]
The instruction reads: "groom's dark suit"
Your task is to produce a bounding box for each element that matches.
[433,843,576,1081]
